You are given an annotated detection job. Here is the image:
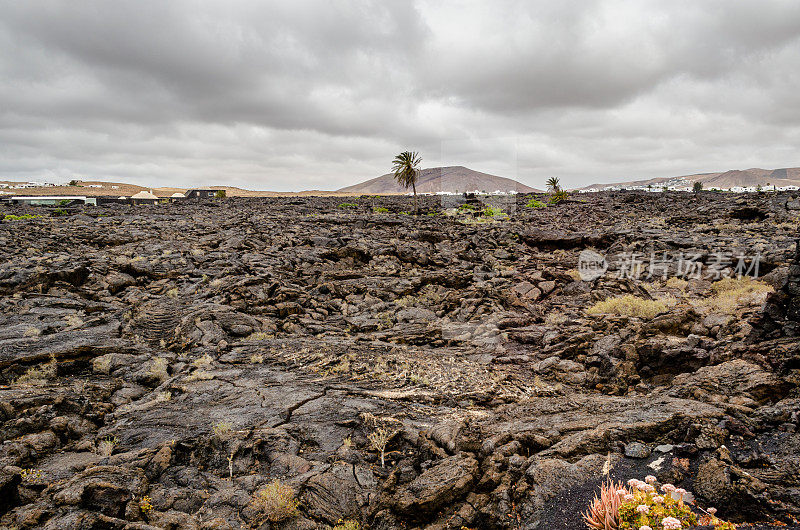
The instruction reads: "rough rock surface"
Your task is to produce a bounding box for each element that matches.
[0,191,799,529]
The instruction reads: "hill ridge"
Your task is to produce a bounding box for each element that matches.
[338,165,541,194]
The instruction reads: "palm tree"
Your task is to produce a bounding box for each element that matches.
[392,151,422,214]
[693,181,703,194]
[546,177,561,192]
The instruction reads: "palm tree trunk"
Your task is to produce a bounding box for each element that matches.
[412,181,418,215]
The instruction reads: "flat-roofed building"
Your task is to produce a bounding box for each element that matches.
[4,196,97,206]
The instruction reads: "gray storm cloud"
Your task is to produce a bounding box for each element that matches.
[1,0,799,190]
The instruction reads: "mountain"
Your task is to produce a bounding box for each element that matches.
[579,167,800,191]
[338,166,541,194]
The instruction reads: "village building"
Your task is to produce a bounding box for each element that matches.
[129,190,159,205]
[4,196,97,206]
[184,189,217,199]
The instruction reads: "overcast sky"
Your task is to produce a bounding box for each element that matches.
[2,1,800,191]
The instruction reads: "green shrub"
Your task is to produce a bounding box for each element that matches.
[215,190,227,198]
[373,206,389,213]
[3,214,42,221]
[548,190,570,205]
[526,198,547,208]
[483,206,503,217]
[53,208,68,216]
[338,202,358,209]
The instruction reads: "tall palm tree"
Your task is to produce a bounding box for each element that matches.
[546,177,561,192]
[392,151,422,214]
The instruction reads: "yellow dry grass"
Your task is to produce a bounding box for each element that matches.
[253,480,299,522]
[587,295,673,319]
[697,276,773,314]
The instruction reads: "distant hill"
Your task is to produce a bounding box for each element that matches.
[338,166,541,194]
[579,167,800,191]
[0,180,361,198]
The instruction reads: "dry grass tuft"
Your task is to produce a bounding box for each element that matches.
[333,521,361,530]
[15,354,57,385]
[664,277,688,292]
[698,276,773,314]
[252,480,299,522]
[587,295,673,319]
[191,354,213,369]
[148,357,169,382]
[186,369,214,381]
[96,436,118,456]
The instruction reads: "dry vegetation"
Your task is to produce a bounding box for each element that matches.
[252,480,300,522]
[697,276,773,314]
[587,295,674,319]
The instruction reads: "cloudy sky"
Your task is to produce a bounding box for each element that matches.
[2,1,800,191]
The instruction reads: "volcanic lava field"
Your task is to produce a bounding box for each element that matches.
[1,192,799,529]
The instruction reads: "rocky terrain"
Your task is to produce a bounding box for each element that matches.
[0,191,799,530]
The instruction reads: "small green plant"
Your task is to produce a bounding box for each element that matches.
[252,480,300,522]
[457,203,477,211]
[69,179,79,186]
[21,468,43,483]
[96,435,119,456]
[483,206,503,217]
[3,214,42,221]
[338,202,358,209]
[250,353,264,364]
[214,189,227,198]
[53,208,68,216]
[139,495,153,513]
[373,206,389,213]
[526,198,547,209]
[548,189,570,205]
[58,199,71,206]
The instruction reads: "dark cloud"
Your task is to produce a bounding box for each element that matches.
[0,0,799,190]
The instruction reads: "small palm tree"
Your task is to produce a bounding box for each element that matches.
[392,151,422,214]
[546,177,561,192]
